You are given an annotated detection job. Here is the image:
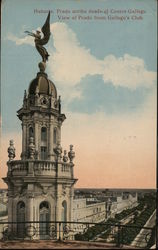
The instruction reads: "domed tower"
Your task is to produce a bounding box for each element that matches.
[3,12,77,239]
[19,65,62,162]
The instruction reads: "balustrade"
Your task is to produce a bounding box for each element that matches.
[8,160,73,178]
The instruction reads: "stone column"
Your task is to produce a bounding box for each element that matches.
[27,196,34,221]
[49,121,53,160]
[35,122,39,155]
[22,122,27,157]
[55,185,62,240]
[26,194,34,239]
[12,199,18,236]
[8,196,13,222]
[7,195,14,236]
[58,121,62,144]
[69,188,74,222]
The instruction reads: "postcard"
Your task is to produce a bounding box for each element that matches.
[0,0,157,249]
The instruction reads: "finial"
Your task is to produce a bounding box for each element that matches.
[63,150,68,162]
[8,140,16,161]
[68,145,75,163]
[38,62,46,73]
[54,141,62,160]
[58,96,61,114]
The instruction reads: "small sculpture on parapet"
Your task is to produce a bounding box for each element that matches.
[68,145,75,163]
[63,150,68,162]
[54,141,62,161]
[8,140,16,161]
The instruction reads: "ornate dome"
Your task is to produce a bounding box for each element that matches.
[28,72,57,98]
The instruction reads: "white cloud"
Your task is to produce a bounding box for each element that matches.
[48,23,103,87]
[7,22,156,100]
[102,54,156,89]
[48,23,156,91]
[7,33,34,46]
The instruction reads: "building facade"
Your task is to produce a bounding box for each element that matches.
[3,63,77,239]
[106,192,138,218]
[73,198,106,223]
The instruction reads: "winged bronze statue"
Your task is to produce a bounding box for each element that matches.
[25,11,51,63]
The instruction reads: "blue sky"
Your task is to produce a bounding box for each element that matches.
[68,75,153,114]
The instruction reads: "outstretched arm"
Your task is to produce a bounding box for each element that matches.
[24,31,35,37]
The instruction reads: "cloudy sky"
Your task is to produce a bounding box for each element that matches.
[1,0,157,188]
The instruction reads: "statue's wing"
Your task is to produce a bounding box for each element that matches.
[39,11,51,45]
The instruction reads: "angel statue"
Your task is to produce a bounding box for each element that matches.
[25,11,51,63]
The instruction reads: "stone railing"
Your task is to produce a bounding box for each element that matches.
[58,162,73,178]
[7,161,28,176]
[7,160,73,178]
[34,161,56,171]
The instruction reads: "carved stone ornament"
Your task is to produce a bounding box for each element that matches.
[42,186,48,195]
[26,193,35,199]
[54,141,62,159]
[63,150,68,162]
[28,137,35,159]
[35,86,39,97]
[68,145,75,163]
[40,96,49,106]
[62,184,67,196]
[38,62,46,72]
[8,140,16,161]
[54,100,58,108]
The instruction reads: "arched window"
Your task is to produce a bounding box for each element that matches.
[29,126,34,138]
[41,127,47,141]
[41,127,47,160]
[17,201,25,238]
[39,201,50,239]
[40,201,49,210]
[53,128,57,144]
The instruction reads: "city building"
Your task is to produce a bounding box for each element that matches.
[3,61,77,239]
[72,198,106,233]
[106,192,138,218]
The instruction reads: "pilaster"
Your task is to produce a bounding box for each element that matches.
[22,122,27,158]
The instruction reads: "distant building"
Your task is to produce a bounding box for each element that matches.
[0,186,138,238]
[0,189,8,204]
[106,192,138,218]
[72,198,106,234]
[73,198,106,222]
[0,196,8,240]
[72,192,137,233]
